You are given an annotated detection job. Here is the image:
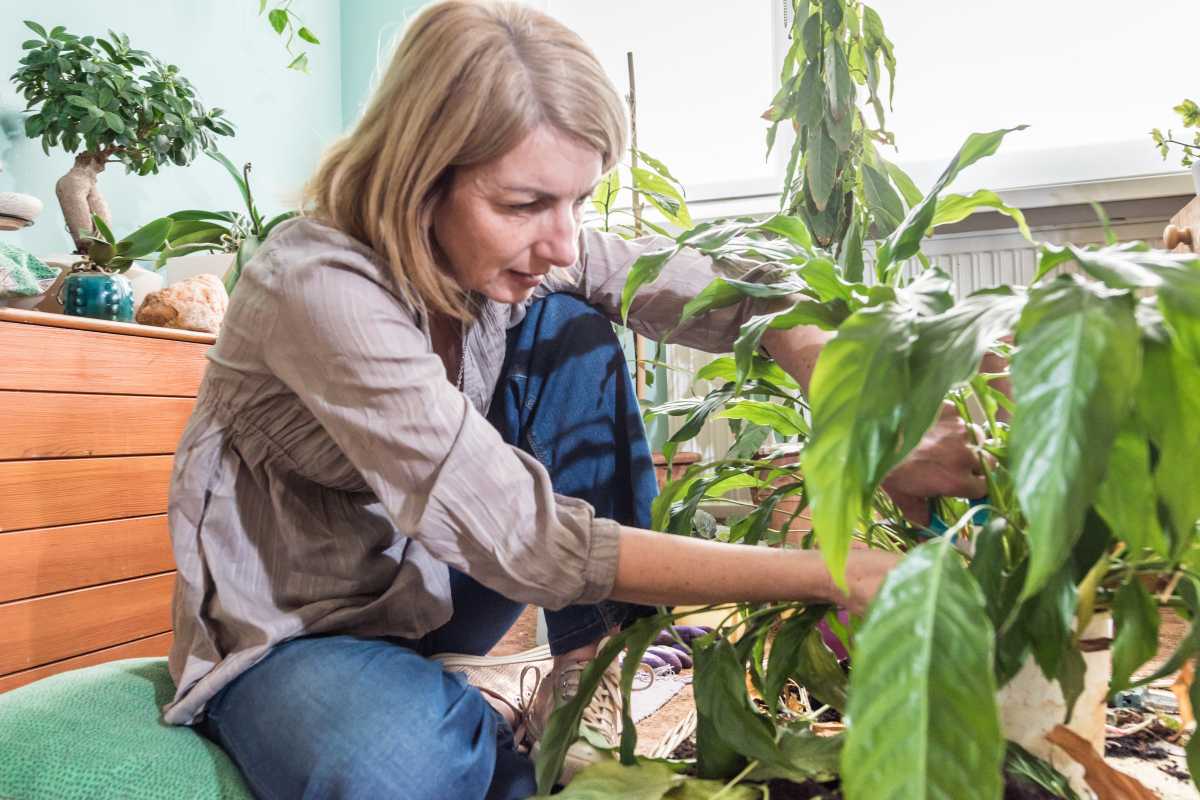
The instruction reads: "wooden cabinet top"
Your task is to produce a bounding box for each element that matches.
[0,307,217,345]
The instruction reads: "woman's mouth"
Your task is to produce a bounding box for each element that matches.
[507,270,544,289]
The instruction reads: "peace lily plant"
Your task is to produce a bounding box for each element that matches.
[531,2,1200,798]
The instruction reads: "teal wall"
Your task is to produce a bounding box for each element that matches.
[339,0,426,128]
[1,0,342,257]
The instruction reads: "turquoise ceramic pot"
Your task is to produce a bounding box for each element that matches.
[62,271,135,322]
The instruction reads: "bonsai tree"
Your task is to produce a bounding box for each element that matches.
[10,22,234,252]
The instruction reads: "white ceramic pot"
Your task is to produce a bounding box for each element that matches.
[998,613,1111,798]
[123,264,165,312]
[160,252,235,287]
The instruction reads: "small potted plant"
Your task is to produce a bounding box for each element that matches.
[10,22,234,253]
[1153,98,1200,194]
[58,214,170,322]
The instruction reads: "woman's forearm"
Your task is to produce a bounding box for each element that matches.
[761,324,834,395]
[607,526,896,616]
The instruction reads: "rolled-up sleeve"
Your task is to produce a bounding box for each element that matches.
[538,228,783,351]
[260,253,619,610]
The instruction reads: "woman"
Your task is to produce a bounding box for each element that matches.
[163,2,986,798]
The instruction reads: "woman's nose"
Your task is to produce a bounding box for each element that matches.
[534,204,580,267]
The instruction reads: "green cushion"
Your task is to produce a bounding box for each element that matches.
[0,658,252,800]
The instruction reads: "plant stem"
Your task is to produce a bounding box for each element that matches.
[710,760,760,800]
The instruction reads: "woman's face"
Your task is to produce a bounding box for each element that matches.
[432,124,602,305]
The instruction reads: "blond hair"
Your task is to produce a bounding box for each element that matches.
[304,0,627,320]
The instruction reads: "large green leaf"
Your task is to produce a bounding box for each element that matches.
[763,607,827,715]
[805,123,839,212]
[931,189,1032,242]
[632,167,692,228]
[1110,579,1160,694]
[794,628,848,711]
[693,638,790,776]
[530,760,679,800]
[804,303,916,587]
[743,726,842,785]
[1093,427,1167,557]
[901,289,1025,455]
[861,162,904,235]
[1010,277,1140,599]
[842,538,1003,800]
[1136,339,1200,547]
[715,399,808,437]
[620,246,676,322]
[116,217,172,260]
[824,40,854,121]
[875,127,1026,278]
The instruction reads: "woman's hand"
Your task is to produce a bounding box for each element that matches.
[827,548,902,617]
[881,402,987,526]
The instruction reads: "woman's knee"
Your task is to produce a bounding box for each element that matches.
[203,636,511,799]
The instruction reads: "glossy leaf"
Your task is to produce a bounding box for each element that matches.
[763,606,827,715]
[632,167,691,228]
[825,41,853,121]
[757,214,814,249]
[861,162,904,235]
[1010,277,1140,599]
[795,628,848,711]
[805,123,839,212]
[715,400,808,437]
[743,726,842,784]
[530,760,680,800]
[1136,339,1200,547]
[592,169,620,219]
[620,246,676,323]
[117,217,172,259]
[804,303,916,587]
[842,538,1003,800]
[268,8,287,34]
[931,189,1032,242]
[1110,580,1160,694]
[876,127,1026,278]
[1094,428,1167,556]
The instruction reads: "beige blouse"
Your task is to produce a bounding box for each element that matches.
[163,217,774,724]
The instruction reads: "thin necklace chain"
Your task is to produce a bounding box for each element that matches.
[456,323,466,390]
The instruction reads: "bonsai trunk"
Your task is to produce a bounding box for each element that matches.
[55,152,111,253]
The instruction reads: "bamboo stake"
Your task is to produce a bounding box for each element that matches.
[627,50,648,400]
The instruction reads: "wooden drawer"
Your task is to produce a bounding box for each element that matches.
[0,573,175,675]
[0,632,174,693]
[0,319,211,396]
[0,516,174,603]
[0,391,195,460]
[0,455,173,532]
[1166,196,1200,254]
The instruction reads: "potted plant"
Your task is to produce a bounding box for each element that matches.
[59,214,171,322]
[157,150,297,294]
[11,22,235,253]
[529,3,1199,798]
[1153,98,1200,195]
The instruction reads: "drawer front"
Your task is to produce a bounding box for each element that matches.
[0,455,172,532]
[0,320,211,396]
[0,515,174,603]
[0,632,174,693]
[0,391,195,460]
[0,573,174,675]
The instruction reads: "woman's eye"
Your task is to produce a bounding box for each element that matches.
[508,201,538,212]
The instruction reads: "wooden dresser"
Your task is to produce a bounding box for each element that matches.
[1166,195,1200,254]
[0,308,213,692]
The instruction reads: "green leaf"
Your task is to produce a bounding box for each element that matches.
[861,163,904,235]
[805,123,838,212]
[1011,277,1140,599]
[23,20,47,38]
[620,246,676,323]
[287,52,309,72]
[733,300,841,389]
[824,41,854,122]
[880,156,923,207]
[297,26,320,45]
[876,127,1027,278]
[205,150,253,215]
[167,209,240,224]
[118,217,172,260]
[743,726,843,785]
[268,8,288,34]
[531,759,680,800]
[1022,566,1076,680]
[632,167,691,228]
[715,400,808,437]
[763,606,827,715]
[635,149,682,186]
[757,214,813,249]
[822,0,845,29]
[90,213,115,243]
[804,303,916,588]
[102,111,124,133]
[592,169,620,218]
[839,213,865,282]
[693,638,790,776]
[931,189,1033,242]
[796,60,825,131]
[842,538,1003,800]
[795,628,848,711]
[1004,742,1080,800]
[1094,428,1167,556]
[1136,339,1200,548]
[1110,580,1160,694]
[534,615,670,792]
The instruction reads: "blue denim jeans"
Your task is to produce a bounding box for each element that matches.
[196,294,658,799]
